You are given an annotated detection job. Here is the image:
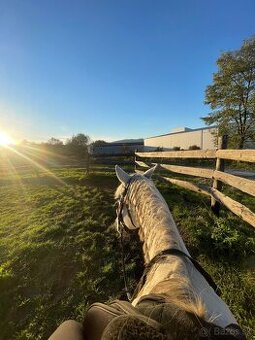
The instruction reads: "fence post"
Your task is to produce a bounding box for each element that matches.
[86,151,90,174]
[211,135,228,216]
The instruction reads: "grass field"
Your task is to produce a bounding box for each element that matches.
[0,165,254,339]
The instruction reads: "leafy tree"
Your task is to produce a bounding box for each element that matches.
[66,133,90,147]
[92,140,108,147]
[47,137,63,145]
[202,36,255,149]
[90,140,108,157]
[66,133,90,165]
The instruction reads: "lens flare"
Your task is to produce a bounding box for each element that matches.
[0,131,14,146]
[4,144,67,186]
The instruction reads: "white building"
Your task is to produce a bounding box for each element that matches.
[144,127,217,151]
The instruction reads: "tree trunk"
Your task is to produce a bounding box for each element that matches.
[238,136,245,149]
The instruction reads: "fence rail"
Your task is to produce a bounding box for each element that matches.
[135,149,216,159]
[135,141,255,229]
[136,149,255,162]
[156,163,214,179]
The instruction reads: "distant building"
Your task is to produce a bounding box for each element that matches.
[90,139,144,155]
[144,127,217,151]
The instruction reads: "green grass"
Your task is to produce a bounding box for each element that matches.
[0,165,254,339]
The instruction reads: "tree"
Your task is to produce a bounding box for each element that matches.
[89,140,108,155]
[66,133,90,167]
[47,137,63,145]
[202,36,255,149]
[66,133,90,147]
[92,140,108,147]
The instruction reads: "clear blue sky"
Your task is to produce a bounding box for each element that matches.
[0,0,254,142]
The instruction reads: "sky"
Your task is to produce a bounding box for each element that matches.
[0,0,255,143]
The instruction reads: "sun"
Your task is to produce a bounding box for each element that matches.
[0,130,14,146]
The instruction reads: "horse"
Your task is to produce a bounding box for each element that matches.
[114,165,246,339]
[49,165,246,339]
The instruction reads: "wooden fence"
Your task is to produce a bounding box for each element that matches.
[135,139,255,229]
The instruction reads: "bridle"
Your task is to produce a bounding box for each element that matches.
[115,175,138,234]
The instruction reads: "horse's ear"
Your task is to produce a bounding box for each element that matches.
[144,165,158,179]
[115,165,131,185]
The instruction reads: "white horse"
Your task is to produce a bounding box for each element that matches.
[114,165,245,339]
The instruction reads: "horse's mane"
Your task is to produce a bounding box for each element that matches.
[115,175,208,323]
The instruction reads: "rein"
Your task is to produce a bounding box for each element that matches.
[115,176,137,301]
[132,248,221,300]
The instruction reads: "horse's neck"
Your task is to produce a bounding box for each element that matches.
[132,180,189,262]
[131,179,238,328]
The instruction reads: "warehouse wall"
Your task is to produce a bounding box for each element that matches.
[144,128,217,150]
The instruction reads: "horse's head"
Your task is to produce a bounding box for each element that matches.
[114,165,157,232]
